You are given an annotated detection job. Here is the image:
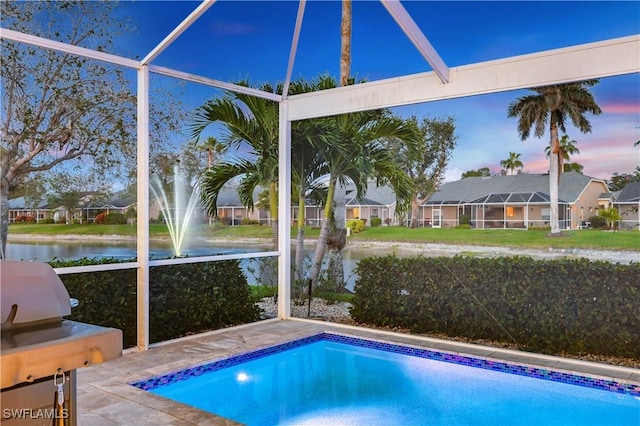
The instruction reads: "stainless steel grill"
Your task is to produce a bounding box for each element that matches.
[1,260,122,425]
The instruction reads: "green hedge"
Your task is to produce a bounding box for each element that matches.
[351,255,640,358]
[347,219,365,233]
[50,258,260,348]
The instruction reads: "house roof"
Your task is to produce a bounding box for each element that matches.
[216,185,248,207]
[471,192,550,205]
[426,172,607,205]
[9,192,136,210]
[344,181,397,206]
[346,196,383,207]
[8,197,49,209]
[616,181,640,203]
[85,192,136,209]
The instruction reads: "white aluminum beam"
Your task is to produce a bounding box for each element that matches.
[141,0,216,65]
[288,35,640,121]
[277,101,292,319]
[136,66,151,352]
[149,65,282,101]
[0,28,139,69]
[282,0,307,98]
[381,0,449,83]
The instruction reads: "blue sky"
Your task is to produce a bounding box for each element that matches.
[116,1,639,181]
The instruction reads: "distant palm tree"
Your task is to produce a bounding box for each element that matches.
[196,136,226,168]
[544,134,579,173]
[500,152,524,175]
[507,80,601,234]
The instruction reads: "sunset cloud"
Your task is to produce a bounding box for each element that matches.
[600,103,640,115]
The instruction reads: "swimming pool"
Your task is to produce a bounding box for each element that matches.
[132,332,640,425]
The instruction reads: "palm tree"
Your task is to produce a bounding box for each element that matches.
[189,82,280,248]
[323,0,354,290]
[340,0,351,87]
[507,80,601,234]
[499,152,524,175]
[308,106,418,290]
[196,136,226,168]
[544,134,579,173]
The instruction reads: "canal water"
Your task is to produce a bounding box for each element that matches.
[5,239,394,291]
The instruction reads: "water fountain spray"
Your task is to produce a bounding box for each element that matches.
[150,164,201,257]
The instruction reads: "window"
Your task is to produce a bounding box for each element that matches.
[506,206,514,217]
[541,208,550,221]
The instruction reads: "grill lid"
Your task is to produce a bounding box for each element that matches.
[0,260,72,327]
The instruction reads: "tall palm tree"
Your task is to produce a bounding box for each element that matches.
[340,0,351,87]
[544,134,579,173]
[500,152,524,175]
[308,107,418,289]
[507,80,601,234]
[189,82,280,248]
[324,0,354,290]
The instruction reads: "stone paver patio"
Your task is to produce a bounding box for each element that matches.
[77,319,640,425]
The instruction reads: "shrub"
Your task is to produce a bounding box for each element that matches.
[589,215,607,229]
[95,212,108,224]
[459,214,471,226]
[241,218,260,225]
[15,215,36,224]
[50,257,260,348]
[351,255,640,359]
[346,219,365,233]
[370,217,382,227]
[41,218,55,224]
[455,224,471,229]
[105,212,126,224]
[528,225,551,231]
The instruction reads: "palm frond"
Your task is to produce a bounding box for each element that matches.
[199,159,254,217]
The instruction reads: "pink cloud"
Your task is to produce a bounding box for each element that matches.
[600,103,640,115]
[522,157,549,174]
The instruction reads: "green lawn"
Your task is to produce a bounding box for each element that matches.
[8,223,639,251]
[348,226,640,251]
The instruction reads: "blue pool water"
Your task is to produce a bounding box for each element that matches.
[132,333,640,426]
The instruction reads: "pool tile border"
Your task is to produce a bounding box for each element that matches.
[130,332,640,397]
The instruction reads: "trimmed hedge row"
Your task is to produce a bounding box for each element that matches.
[351,255,640,358]
[50,258,260,348]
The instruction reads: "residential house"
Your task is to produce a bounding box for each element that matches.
[9,193,136,224]
[614,181,640,230]
[7,197,50,223]
[210,180,401,227]
[82,193,136,223]
[213,185,263,225]
[345,182,397,226]
[422,172,610,229]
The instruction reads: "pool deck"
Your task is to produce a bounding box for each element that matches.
[78,319,640,425]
